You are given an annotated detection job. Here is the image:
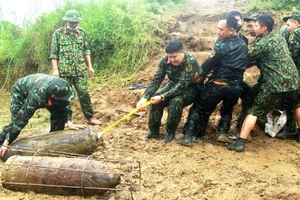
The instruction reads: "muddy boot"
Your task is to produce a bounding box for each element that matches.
[217,134,233,143]
[192,136,201,143]
[297,129,300,143]
[144,132,160,139]
[276,130,297,139]
[163,133,175,144]
[178,135,193,147]
[226,137,246,152]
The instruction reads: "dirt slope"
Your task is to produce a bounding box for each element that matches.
[0,0,300,200]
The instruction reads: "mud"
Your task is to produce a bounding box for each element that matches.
[0,0,299,200]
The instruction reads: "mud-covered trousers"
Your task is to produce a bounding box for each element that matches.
[62,76,94,120]
[0,92,66,145]
[148,82,198,135]
[184,81,241,137]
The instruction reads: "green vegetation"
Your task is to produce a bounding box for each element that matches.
[248,0,300,11]
[0,0,183,89]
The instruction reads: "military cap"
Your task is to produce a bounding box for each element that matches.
[62,10,82,22]
[283,11,300,22]
[48,78,75,102]
[244,14,259,22]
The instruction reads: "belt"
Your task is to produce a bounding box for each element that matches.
[213,81,228,85]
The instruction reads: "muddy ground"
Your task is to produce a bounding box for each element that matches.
[0,0,300,200]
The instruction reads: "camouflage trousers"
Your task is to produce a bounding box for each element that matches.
[0,84,66,144]
[184,81,240,137]
[236,83,297,132]
[62,76,94,120]
[148,82,198,135]
[248,89,298,121]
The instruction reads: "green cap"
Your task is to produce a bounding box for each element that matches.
[283,11,300,22]
[244,14,259,22]
[62,10,82,22]
[48,78,74,102]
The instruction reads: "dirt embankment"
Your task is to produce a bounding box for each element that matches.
[0,0,299,200]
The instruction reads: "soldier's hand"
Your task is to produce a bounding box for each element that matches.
[0,145,8,158]
[53,69,60,77]
[151,96,162,104]
[136,98,148,111]
[66,121,87,130]
[88,66,95,77]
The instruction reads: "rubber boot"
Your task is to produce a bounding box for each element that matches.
[163,133,175,144]
[178,135,193,147]
[226,137,246,152]
[277,130,297,139]
[144,132,160,139]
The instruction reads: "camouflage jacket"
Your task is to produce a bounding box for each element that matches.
[248,32,299,93]
[197,35,248,87]
[278,25,290,42]
[49,26,91,77]
[287,27,300,73]
[143,52,199,100]
[7,73,72,143]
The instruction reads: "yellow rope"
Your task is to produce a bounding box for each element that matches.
[101,100,152,134]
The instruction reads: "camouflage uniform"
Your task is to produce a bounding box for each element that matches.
[184,36,248,138]
[143,52,199,136]
[278,25,290,42]
[246,33,299,118]
[50,26,94,119]
[0,73,73,144]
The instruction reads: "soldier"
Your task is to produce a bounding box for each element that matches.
[179,17,248,146]
[216,10,251,139]
[244,14,259,37]
[277,11,300,139]
[278,25,290,42]
[50,10,101,126]
[136,39,199,144]
[0,73,86,158]
[227,15,300,152]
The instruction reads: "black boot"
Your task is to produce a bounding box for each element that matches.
[163,133,175,144]
[178,135,193,147]
[144,132,160,139]
[276,130,297,139]
[226,137,246,152]
[297,129,300,143]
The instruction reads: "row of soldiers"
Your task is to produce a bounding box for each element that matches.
[136,10,300,152]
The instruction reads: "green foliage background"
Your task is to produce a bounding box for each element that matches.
[248,0,300,11]
[0,0,184,89]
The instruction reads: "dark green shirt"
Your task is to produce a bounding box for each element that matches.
[50,26,90,77]
[248,32,299,93]
[197,35,248,87]
[143,52,199,100]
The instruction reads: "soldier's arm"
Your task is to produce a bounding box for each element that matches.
[162,58,199,99]
[200,46,221,77]
[288,32,300,60]
[50,31,60,76]
[6,100,38,144]
[142,58,166,100]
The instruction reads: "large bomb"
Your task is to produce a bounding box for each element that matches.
[2,126,100,161]
[2,155,121,196]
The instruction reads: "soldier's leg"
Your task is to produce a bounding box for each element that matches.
[72,76,95,120]
[180,83,222,146]
[236,83,261,129]
[217,85,240,143]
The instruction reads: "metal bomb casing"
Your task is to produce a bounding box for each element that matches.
[1,126,100,162]
[2,155,121,196]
